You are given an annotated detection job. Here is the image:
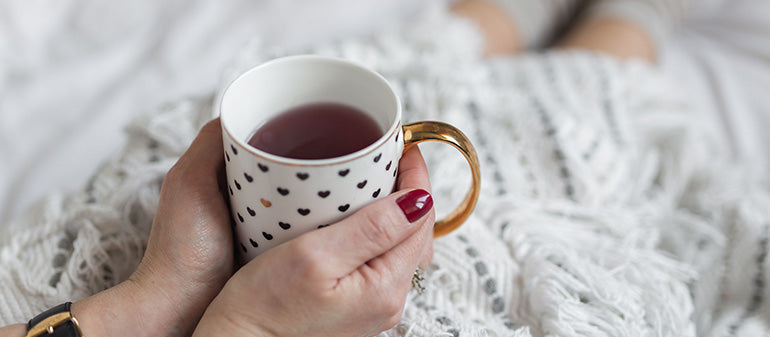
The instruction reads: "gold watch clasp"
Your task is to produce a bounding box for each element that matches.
[26,312,85,337]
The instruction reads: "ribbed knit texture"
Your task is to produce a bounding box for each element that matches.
[2,5,768,336]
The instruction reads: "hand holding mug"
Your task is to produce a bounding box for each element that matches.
[219,55,481,262]
[52,119,434,337]
[62,120,235,337]
[192,146,436,337]
[191,55,480,336]
[7,56,480,337]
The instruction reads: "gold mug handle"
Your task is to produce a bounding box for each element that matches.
[402,121,481,237]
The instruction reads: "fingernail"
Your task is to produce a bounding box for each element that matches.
[397,189,433,223]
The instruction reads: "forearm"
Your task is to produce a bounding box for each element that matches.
[72,281,175,337]
[1,278,198,337]
[71,276,202,337]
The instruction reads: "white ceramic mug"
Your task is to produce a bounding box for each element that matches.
[219,55,481,261]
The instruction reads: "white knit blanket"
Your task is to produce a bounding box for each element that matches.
[2,8,769,337]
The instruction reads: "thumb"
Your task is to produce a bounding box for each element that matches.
[310,188,433,276]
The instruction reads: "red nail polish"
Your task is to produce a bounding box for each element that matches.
[397,189,433,223]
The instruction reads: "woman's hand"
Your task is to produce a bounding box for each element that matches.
[2,118,433,337]
[71,119,235,337]
[192,146,435,337]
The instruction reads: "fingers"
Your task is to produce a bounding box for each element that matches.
[308,188,433,277]
[361,205,434,288]
[356,185,434,327]
[361,147,434,291]
[302,147,434,277]
[160,119,226,206]
[418,237,434,270]
[172,118,225,179]
[139,118,234,326]
[397,146,435,271]
[153,118,231,262]
[397,146,432,193]
[214,144,435,337]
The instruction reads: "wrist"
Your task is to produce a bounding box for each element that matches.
[71,276,193,337]
[191,295,273,337]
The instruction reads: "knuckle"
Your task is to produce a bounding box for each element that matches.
[371,277,406,318]
[384,312,403,330]
[288,237,326,278]
[382,294,405,319]
[162,164,186,190]
[359,210,402,249]
[199,119,221,135]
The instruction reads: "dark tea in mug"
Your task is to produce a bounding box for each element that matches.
[247,102,384,160]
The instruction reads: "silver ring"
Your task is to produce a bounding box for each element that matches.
[412,267,426,294]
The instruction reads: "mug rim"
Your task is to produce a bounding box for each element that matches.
[219,55,402,167]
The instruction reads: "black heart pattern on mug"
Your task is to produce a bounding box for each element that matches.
[231,145,238,155]
[241,243,247,253]
[227,123,402,259]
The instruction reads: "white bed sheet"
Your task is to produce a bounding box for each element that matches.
[1,0,769,225]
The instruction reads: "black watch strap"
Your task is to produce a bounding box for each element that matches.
[27,302,82,337]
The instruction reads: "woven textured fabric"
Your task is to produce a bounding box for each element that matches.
[2,6,768,337]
